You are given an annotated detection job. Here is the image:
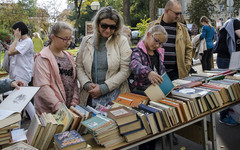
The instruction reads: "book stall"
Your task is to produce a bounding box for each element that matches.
[1,69,240,150]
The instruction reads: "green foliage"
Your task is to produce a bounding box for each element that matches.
[136,18,150,37]
[130,0,149,27]
[187,0,215,28]
[0,28,10,41]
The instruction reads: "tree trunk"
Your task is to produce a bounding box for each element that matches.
[149,0,156,21]
[123,0,131,25]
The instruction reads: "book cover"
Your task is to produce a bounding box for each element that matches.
[138,103,164,131]
[0,113,21,129]
[54,103,73,132]
[54,130,87,150]
[119,119,142,134]
[123,128,147,142]
[2,141,38,150]
[144,72,174,101]
[115,93,149,107]
[107,106,137,126]
[0,87,40,121]
[26,114,41,146]
[81,114,115,133]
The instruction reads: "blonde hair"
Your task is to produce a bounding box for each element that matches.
[47,21,73,45]
[122,25,131,45]
[143,25,168,43]
[34,32,41,39]
[92,6,123,49]
[200,16,212,27]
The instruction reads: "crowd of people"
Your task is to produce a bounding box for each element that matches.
[0,0,240,148]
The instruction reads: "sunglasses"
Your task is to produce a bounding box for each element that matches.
[55,35,73,43]
[100,23,117,30]
[169,9,182,16]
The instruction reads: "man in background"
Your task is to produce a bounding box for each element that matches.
[147,0,193,81]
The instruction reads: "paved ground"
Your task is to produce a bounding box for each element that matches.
[21,54,240,150]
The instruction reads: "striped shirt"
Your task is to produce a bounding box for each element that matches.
[160,20,177,73]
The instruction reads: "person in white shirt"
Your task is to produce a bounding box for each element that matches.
[7,21,35,120]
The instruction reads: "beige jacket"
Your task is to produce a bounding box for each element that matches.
[76,34,132,106]
[147,15,193,79]
[192,34,207,60]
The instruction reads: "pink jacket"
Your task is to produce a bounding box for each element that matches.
[33,46,79,115]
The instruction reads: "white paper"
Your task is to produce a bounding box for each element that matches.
[0,87,40,120]
[11,128,27,143]
[229,51,240,70]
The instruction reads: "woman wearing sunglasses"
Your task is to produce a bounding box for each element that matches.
[34,21,79,115]
[76,6,132,107]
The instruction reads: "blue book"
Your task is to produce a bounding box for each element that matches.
[138,104,164,132]
[54,130,87,149]
[144,72,174,101]
[159,72,174,95]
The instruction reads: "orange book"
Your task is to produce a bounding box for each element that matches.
[159,99,184,123]
[115,93,149,107]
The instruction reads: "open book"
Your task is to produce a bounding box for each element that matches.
[0,87,40,128]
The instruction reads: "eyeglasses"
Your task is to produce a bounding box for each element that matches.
[54,35,73,43]
[169,9,182,16]
[100,23,117,30]
[151,35,163,46]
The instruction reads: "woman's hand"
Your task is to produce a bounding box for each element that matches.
[147,71,163,86]
[88,84,101,98]
[11,80,25,90]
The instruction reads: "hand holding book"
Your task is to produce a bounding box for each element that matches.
[148,71,163,86]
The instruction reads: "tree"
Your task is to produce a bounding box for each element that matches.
[149,0,157,21]
[187,0,215,28]
[123,0,131,25]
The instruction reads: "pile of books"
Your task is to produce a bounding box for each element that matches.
[107,106,147,142]
[0,87,40,147]
[53,130,91,150]
[2,141,38,150]
[81,114,124,147]
[0,123,20,146]
[26,112,64,150]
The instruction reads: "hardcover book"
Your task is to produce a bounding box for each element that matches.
[107,106,137,126]
[115,93,149,107]
[144,72,174,101]
[2,141,38,150]
[54,103,73,132]
[26,114,41,146]
[123,128,147,142]
[54,130,87,150]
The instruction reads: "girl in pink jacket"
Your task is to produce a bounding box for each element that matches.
[33,22,79,115]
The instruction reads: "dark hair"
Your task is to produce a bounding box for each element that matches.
[12,21,28,35]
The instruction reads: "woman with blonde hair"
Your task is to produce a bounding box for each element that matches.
[200,16,215,71]
[32,32,44,53]
[34,21,79,115]
[76,6,132,107]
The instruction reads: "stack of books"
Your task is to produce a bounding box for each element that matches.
[53,130,90,150]
[81,114,124,147]
[0,123,20,146]
[26,112,64,150]
[0,87,40,146]
[107,106,147,142]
